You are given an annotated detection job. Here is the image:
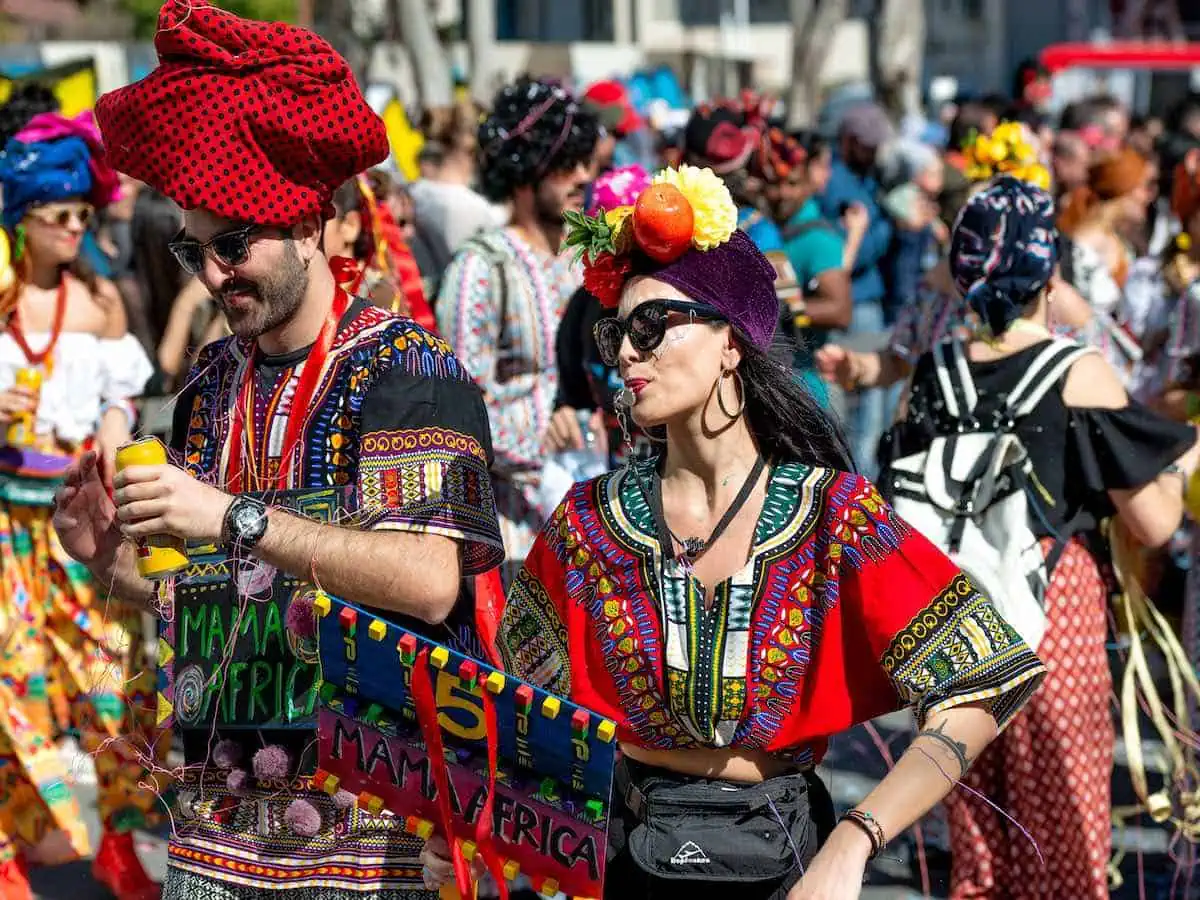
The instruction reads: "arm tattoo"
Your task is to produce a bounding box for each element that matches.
[917,720,972,778]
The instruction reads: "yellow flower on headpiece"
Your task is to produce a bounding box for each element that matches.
[652,165,738,251]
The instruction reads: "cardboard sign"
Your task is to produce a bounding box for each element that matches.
[157,487,353,733]
[316,596,616,899]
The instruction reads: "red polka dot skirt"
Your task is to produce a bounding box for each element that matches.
[944,538,1112,899]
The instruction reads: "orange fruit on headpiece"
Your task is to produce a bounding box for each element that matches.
[633,184,695,263]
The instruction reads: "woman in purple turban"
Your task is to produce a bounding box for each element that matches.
[424,166,1047,898]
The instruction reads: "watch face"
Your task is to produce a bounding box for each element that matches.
[233,502,266,537]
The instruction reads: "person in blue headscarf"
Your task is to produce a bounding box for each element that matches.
[882,176,1200,900]
[0,111,160,900]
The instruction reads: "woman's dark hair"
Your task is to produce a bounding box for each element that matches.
[0,83,58,148]
[791,129,829,165]
[332,178,375,262]
[477,77,599,202]
[129,188,185,348]
[738,332,854,471]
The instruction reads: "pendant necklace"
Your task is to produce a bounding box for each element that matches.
[648,455,766,566]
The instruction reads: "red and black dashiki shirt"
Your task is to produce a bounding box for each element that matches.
[499,458,1046,767]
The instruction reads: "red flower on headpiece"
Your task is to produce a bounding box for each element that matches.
[583,252,633,308]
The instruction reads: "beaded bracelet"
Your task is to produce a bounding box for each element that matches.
[839,808,886,859]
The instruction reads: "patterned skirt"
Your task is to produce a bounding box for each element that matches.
[944,538,1111,899]
[0,503,167,864]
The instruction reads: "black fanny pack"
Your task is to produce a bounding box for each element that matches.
[616,760,826,884]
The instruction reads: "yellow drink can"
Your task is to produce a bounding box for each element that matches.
[114,436,190,579]
[6,367,41,447]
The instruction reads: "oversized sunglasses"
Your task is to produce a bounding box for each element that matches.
[168,224,268,275]
[27,203,95,229]
[593,299,726,366]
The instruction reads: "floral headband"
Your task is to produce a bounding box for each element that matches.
[962,121,1051,190]
[564,163,739,307]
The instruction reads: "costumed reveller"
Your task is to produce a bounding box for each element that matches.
[55,3,503,898]
[817,126,1094,395]
[678,96,785,254]
[885,177,1198,900]
[327,175,437,333]
[748,126,853,405]
[425,164,1048,898]
[1057,147,1157,382]
[0,112,160,900]
[437,77,598,584]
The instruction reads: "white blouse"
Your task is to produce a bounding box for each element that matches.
[0,330,153,445]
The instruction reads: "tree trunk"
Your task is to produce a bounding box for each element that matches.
[466,0,498,106]
[314,0,371,86]
[395,0,454,108]
[871,0,925,120]
[787,0,850,130]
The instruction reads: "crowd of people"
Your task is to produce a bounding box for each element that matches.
[0,3,1193,898]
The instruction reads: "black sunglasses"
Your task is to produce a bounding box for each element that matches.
[168,224,268,275]
[593,299,726,366]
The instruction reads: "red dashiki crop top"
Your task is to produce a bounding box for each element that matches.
[498,459,1046,768]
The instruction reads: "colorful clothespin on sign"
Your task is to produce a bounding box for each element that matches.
[514,684,534,713]
[397,632,418,664]
[458,659,478,691]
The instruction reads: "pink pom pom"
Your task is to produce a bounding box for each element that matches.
[285,594,317,640]
[332,789,356,811]
[284,798,322,837]
[252,745,292,781]
[212,739,242,770]
[226,768,251,797]
[587,164,652,216]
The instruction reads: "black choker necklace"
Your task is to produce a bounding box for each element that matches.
[648,456,767,564]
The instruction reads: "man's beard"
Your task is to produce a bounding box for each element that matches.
[534,185,581,230]
[219,240,308,341]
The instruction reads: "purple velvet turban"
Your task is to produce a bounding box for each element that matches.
[633,229,779,350]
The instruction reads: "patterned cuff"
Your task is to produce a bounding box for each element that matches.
[881,573,1047,731]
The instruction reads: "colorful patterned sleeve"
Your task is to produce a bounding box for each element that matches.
[497,515,572,697]
[357,361,504,576]
[435,245,546,471]
[833,476,1046,731]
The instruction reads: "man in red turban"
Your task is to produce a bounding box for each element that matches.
[59,3,504,898]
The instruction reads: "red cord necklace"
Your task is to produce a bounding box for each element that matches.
[222,288,351,493]
[7,277,67,370]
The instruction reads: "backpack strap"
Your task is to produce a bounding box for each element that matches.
[931,337,980,421]
[1005,338,1096,417]
[461,234,511,356]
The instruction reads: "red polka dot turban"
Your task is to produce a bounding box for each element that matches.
[94,0,390,227]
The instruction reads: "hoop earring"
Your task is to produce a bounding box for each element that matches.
[716,370,745,419]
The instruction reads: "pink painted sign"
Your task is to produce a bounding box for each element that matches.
[317,708,606,896]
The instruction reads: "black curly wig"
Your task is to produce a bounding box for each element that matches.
[0,83,59,149]
[477,76,599,203]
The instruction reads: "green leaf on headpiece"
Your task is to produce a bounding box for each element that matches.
[562,208,617,264]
